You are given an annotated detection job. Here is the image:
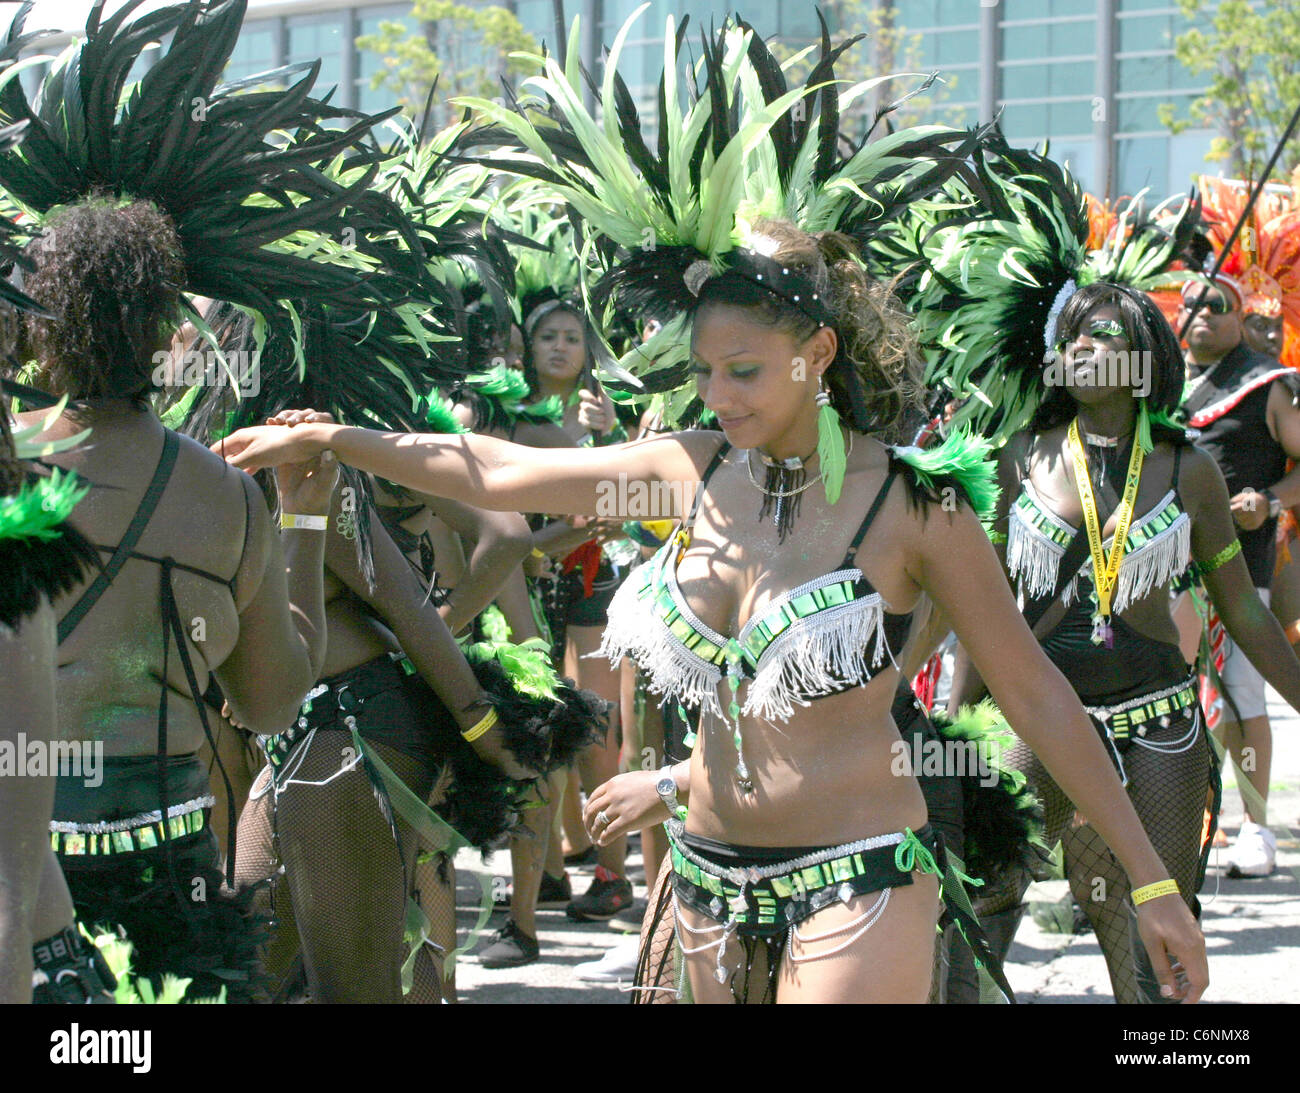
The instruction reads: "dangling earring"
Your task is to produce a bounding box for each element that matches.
[1136,400,1154,455]
[816,379,846,504]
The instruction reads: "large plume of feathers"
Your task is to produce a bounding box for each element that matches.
[0,0,403,349]
[454,5,983,426]
[870,131,1202,443]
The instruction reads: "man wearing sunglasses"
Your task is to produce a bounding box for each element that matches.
[1181,275,1300,878]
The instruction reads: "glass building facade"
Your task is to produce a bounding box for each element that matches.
[223,0,1217,197]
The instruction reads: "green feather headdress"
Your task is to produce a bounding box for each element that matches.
[456,5,983,429]
[874,131,1202,444]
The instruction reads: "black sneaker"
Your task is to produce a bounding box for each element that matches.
[564,845,598,867]
[566,866,634,922]
[478,920,539,968]
[492,870,573,911]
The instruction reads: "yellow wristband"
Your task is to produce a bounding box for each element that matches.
[1131,878,1180,905]
[281,513,327,531]
[461,707,498,743]
[530,547,547,559]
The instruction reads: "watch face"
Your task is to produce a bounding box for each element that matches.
[656,777,675,797]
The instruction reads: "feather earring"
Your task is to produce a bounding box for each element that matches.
[1136,400,1154,455]
[816,382,846,504]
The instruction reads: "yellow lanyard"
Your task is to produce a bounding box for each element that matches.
[1066,419,1145,645]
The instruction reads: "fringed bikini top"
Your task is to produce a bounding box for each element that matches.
[600,440,913,724]
[1006,446,1191,615]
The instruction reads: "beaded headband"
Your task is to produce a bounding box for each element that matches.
[685,248,834,330]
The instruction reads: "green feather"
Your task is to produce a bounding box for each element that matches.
[893,431,999,520]
[0,468,89,542]
[464,637,560,700]
[817,401,846,505]
[424,391,468,435]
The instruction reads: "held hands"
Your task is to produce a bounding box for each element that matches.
[1134,892,1209,1003]
[266,412,339,515]
[583,769,669,846]
[210,408,334,476]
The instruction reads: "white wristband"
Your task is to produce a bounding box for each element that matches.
[281,513,327,531]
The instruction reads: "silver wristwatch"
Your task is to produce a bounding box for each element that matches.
[1264,489,1282,519]
[656,767,684,823]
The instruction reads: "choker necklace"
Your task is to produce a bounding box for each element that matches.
[745,431,853,544]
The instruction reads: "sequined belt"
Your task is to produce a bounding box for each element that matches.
[1083,678,1199,742]
[51,797,211,856]
[667,825,940,932]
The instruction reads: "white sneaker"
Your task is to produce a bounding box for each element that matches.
[1226,821,1277,877]
[573,938,640,983]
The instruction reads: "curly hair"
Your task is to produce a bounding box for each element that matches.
[22,197,185,403]
[691,217,923,436]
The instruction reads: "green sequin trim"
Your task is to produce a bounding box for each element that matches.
[1197,537,1242,575]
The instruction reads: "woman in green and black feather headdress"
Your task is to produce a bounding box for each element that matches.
[214,7,1209,1005]
[902,141,1300,1002]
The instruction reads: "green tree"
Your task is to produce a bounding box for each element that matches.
[1160,0,1300,179]
[356,1,538,129]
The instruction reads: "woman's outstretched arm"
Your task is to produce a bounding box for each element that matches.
[913,498,1208,1002]
[215,417,715,519]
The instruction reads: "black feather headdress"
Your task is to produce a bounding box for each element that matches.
[0,0,400,342]
[872,130,1202,443]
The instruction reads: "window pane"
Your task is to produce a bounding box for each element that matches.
[1001,23,1049,61]
[1001,63,1050,100]
[1117,55,1169,93]
[1001,101,1048,138]
[1048,99,1094,136]
[1117,95,1168,132]
[1116,135,1167,193]
[1049,61,1094,98]
[1119,13,1174,52]
[935,30,978,66]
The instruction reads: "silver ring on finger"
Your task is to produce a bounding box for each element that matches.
[596,809,611,829]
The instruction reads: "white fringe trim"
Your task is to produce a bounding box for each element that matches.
[1111,513,1191,614]
[1008,491,1190,612]
[741,597,890,722]
[598,571,725,719]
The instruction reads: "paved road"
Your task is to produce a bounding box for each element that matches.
[449,688,1300,1004]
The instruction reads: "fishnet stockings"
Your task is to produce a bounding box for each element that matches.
[977,714,1211,1003]
[233,730,440,1003]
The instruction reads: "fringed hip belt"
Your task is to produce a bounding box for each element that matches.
[668,825,939,937]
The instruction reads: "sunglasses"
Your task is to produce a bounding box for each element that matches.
[1180,292,1233,315]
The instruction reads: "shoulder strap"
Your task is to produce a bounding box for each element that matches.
[844,471,898,565]
[1022,527,1091,634]
[57,430,179,644]
[684,440,731,527]
[1171,445,1184,508]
